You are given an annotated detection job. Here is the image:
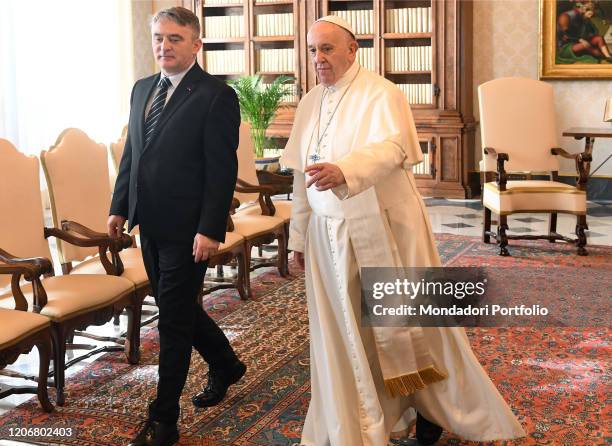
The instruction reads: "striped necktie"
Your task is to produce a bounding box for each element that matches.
[144,76,171,147]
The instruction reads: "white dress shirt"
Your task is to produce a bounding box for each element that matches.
[145,60,196,118]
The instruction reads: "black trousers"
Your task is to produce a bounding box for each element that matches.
[140,233,238,424]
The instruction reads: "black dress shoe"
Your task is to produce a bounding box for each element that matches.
[416,412,443,445]
[128,420,179,446]
[192,360,246,408]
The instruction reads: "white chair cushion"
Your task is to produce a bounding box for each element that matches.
[483,180,586,215]
[217,231,244,253]
[232,214,284,239]
[70,247,148,287]
[0,308,50,350]
[239,200,292,221]
[0,275,134,322]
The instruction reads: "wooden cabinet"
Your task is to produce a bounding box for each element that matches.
[192,0,475,198]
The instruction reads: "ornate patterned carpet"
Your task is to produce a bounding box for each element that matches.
[0,234,609,445]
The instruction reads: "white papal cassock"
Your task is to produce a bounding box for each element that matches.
[281,61,525,446]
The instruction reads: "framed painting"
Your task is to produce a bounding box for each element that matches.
[540,0,612,79]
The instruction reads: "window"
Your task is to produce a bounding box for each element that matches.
[0,0,135,154]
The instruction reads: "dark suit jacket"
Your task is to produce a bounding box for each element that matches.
[110,63,239,243]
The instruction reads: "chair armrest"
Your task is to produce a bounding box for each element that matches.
[61,220,108,239]
[0,249,50,312]
[256,170,293,184]
[0,248,53,275]
[230,197,241,214]
[483,147,509,191]
[551,147,592,190]
[551,147,593,162]
[235,178,275,194]
[235,180,277,216]
[45,221,132,276]
[226,198,240,231]
[256,170,293,195]
[551,147,576,159]
[483,146,497,157]
[61,220,133,250]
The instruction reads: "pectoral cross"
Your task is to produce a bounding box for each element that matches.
[309,152,324,164]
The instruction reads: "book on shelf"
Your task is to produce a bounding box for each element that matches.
[386,7,431,34]
[356,47,374,71]
[412,152,430,175]
[204,15,244,39]
[205,49,245,74]
[257,48,294,72]
[204,0,243,5]
[256,13,293,37]
[331,9,373,35]
[397,83,432,105]
[385,46,431,71]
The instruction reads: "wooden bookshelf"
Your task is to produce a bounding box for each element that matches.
[254,1,294,5]
[193,0,304,130]
[386,70,431,74]
[252,35,295,42]
[203,3,245,8]
[383,32,432,39]
[190,0,475,197]
[313,0,475,197]
[201,37,246,43]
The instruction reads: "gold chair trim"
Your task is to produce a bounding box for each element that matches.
[484,183,585,195]
[484,206,586,216]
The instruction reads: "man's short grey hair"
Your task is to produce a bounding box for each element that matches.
[151,7,201,39]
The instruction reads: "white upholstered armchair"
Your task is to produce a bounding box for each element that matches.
[478,77,591,256]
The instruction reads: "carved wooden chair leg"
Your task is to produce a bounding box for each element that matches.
[549,212,558,242]
[245,240,253,273]
[277,229,289,278]
[50,325,66,406]
[124,298,142,365]
[497,214,510,256]
[483,207,491,243]
[237,249,250,300]
[35,336,54,412]
[576,214,588,256]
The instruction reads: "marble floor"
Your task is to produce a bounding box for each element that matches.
[424,198,612,246]
[0,199,610,445]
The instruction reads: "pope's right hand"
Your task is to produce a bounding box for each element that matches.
[294,251,305,269]
[107,215,127,238]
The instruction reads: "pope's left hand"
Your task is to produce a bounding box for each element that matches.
[305,162,346,191]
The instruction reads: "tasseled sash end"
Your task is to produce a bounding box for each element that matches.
[384,366,447,398]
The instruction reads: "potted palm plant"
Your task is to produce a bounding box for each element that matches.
[230,75,294,169]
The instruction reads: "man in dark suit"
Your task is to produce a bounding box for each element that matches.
[107,7,245,446]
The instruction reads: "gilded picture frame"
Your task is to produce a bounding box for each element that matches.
[540,0,612,79]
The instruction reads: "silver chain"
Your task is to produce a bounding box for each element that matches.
[309,66,361,163]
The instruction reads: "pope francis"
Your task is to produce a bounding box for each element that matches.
[281,15,526,446]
